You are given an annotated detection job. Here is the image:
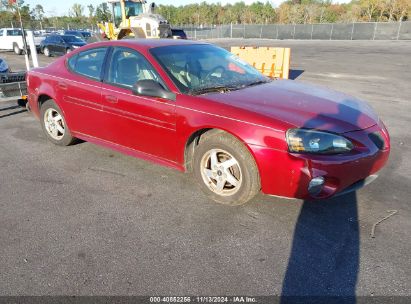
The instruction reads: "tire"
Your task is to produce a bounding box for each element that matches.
[193,131,260,205]
[40,100,77,146]
[13,44,22,55]
[43,47,50,57]
[66,48,72,54]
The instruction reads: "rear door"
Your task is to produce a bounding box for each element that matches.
[100,47,177,162]
[57,47,109,139]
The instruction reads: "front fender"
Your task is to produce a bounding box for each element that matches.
[175,95,288,176]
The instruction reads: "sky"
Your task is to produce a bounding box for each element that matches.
[24,0,350,16]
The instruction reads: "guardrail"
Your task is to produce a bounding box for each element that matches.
[181,21,411,41]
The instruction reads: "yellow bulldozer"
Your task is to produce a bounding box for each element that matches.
[97,0,185,40]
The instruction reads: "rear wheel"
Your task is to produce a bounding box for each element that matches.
[193,131,260,205]
[13,44,22,55]
[43,47,50,57]
[40,100,77,146]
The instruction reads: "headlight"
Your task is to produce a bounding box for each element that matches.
[72,45,80,49]
[286,129,353,154]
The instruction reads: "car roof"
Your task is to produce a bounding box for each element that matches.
[87,39,207,50]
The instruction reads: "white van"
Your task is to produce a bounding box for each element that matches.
[0,28,44,55]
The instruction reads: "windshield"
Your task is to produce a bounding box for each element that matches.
[62,35,84,43]
[150,44,271,95]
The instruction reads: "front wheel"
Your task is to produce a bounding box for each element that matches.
[40,100,77,146]
[193,131,260,205]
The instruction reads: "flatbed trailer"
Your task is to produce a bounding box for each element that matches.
[0,71,27,107]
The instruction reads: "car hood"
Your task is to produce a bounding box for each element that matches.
[201,80,379,133]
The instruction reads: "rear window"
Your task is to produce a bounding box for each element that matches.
[7,29,22,36]
[62,35,84,43]
[67,47,107,80]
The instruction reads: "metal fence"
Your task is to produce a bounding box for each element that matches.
[0,20,96,31]
[182,21,411,40]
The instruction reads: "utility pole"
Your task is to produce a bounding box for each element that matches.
[10,0,30,70]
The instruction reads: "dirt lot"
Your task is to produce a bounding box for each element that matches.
[0,40,410,298]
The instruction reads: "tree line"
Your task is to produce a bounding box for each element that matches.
[158,0,410,25]
[0,0,111,30]
[0,0,410,31]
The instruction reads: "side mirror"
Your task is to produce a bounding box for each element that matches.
[132,79,176,101]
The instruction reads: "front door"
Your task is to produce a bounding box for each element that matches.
[55,36,66,55]
[47,36,58,54]
[100,47,177,162]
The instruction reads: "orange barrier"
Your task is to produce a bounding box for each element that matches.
[231,46,291,79]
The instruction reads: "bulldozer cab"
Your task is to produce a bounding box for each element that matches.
[110,0,144,26]
[99,0,183,40]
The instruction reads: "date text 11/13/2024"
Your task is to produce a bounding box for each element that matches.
[149,296,257,303]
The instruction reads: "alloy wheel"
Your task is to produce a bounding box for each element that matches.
[200,148,242,196]
[43,108,65,140]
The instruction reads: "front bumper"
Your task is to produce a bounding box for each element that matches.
[252,123,390,200]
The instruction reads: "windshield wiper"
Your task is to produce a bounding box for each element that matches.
[190,80,271,95]
[243,80,272,88]
[190,86,238,96]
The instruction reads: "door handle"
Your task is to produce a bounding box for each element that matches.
[57,82,67,90]
[105,95,118,103]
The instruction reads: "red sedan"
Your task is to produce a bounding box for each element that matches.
[26,40,390,205]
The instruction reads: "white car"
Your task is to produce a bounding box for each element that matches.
[0,28,44,55]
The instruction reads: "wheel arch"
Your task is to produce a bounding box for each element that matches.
[183,127,261,175]
[38,94,53,108]
[36,92,66,119]
[35,80,61,110]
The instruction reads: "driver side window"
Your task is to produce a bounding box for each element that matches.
[106,48,165,89]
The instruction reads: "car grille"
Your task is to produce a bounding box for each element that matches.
[369,132,385,150]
